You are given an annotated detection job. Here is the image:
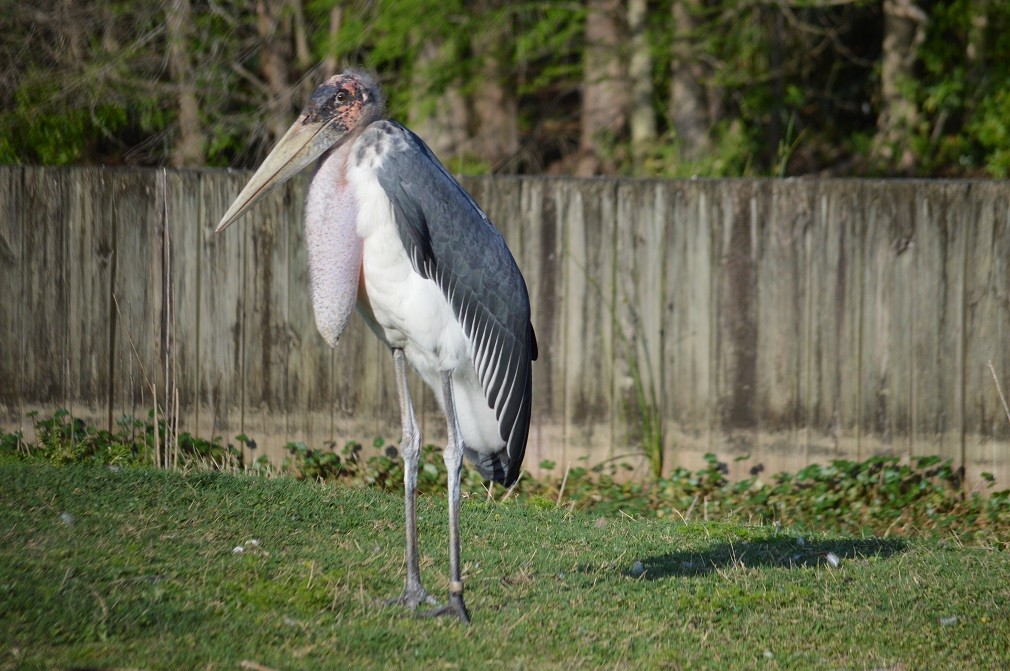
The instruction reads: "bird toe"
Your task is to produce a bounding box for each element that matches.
[384,587,438,610]
[421,593,470,625]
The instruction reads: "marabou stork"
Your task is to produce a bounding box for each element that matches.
[216,70,537,624]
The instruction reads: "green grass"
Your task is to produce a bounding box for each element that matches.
[2,462,1009,670]
[8,409,1010,547]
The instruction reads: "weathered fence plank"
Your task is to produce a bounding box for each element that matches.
[834,183,868,458]
[559,180,616,462]
[754,181,805,474]
[799,185,831,454]
[193,171,246,443]
[663,182,717,463]
[65,168,114,422]
[712,183,759,464]
[528,180,566,464]
[859,182,910,454]
[167,168,200,420]
[0,167,22,424]
[22,168,71,407]
[109,169,163,429]
[882,183,918,458]
[3,166,1010,486]
[964,182,1010,474]
[516,177,550,468]
[613,181,666,474]
[240,174,291,451]
[933,184,972,464]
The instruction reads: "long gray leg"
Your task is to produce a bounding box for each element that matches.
[386,348,436,609]
[423,370,471,624]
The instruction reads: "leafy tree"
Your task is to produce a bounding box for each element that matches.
[1,0,1008,177]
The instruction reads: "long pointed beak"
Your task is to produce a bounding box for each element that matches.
[216,115,343,232]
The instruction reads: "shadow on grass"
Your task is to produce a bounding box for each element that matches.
[636,537,908,579]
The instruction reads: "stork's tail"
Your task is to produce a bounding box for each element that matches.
[464,447,514,486]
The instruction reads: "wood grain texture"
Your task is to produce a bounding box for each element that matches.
[664,182,715,435]
[108,169,163,426]
[516,176,550,468]
[21,168,71,408]
[0,167,23,424]
[962,182,1010,485]
[2,166,1009,485]
[560,179,617,460]
[753,181,804,475]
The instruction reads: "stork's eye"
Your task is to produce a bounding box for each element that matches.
[335,90,348,104]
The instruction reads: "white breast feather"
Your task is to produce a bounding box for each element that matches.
[343,127,504,456]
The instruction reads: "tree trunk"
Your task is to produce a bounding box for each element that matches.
[768,6,785,169]
[967,0,988,67]
[166,0,204,167]
[290,0,316,99]
[322,4,344,78]
[627,0,655,169]
[575,0,628,176]
[62,0,85,62]
[470,5,519,171]
[669,0,710,161]
[257,0,295,148]
[873,0,927,171]
[408,41,469,160]
[291,0,312,71]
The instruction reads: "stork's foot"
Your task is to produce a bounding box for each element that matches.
[422,592,471,625]
[384,586,438,610]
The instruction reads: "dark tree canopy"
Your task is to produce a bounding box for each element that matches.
[1,0,1007,177]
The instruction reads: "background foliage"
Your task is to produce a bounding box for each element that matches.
[4,409,1009,546]
[1,0,1008,176]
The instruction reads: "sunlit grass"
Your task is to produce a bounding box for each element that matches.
[2,462,1009,670]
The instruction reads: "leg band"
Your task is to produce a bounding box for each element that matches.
[449,580,464,595]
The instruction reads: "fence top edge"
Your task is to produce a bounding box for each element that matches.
[2,164,1009,188]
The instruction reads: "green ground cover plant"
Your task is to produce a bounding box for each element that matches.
[3,410,1009,546]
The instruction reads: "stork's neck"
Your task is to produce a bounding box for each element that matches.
[314,134,354,184]
[303,139,363,348]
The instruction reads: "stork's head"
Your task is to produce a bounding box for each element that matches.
[216,70,385,232]
[303,70,385,134]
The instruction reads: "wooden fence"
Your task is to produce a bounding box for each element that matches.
[1,166,1009,484]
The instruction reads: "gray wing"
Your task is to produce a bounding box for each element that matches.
[374,120,536,487]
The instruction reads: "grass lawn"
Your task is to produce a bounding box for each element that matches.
[1,461,1008,670]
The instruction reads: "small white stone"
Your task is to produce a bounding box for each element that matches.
[939,615,958,627]
[233,546,245,554]
[246,539,260,548]
[59,512,73,526]
[630,560,645,578]
[763,650,774,659]
[825,552,841,568]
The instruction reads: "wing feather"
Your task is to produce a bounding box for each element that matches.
[374,120,536,486]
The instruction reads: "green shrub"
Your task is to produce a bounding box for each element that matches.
[3,410,1009,545]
